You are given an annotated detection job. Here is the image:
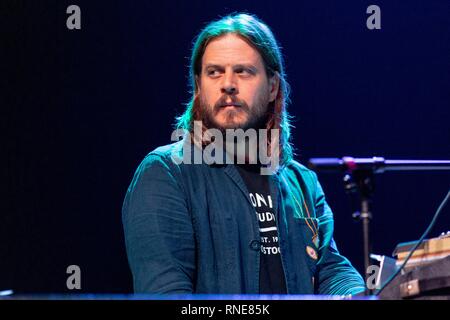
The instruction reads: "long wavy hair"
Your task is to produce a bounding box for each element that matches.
[175,13,294,166]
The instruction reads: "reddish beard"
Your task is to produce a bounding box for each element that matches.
[198,94,270,133]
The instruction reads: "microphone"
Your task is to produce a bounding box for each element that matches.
[308,157,450,173]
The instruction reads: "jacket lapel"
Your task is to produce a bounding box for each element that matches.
[223,164,253,207]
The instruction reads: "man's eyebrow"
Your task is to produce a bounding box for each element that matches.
[203,64,224,70]
[203,63,258,71]
[233,64,258,72]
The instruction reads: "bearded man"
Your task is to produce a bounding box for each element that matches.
[122,13,365,295]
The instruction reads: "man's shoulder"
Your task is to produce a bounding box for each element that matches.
[140,141,184,167]
[282,159,320,190]
[125,141,185,183]
[284,159,317,178]
[149,140,183,158]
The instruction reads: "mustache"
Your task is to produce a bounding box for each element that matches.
[213,96,249,113]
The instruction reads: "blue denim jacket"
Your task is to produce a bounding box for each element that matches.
[122,141,365,295]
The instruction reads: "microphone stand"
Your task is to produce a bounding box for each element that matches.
[343,167,375,295]
[308,157,450,296]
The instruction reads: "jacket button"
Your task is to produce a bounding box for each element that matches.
[249,240,261,251]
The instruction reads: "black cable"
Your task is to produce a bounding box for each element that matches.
[375,189,450,296]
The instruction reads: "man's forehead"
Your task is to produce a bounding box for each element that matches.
[202,34,263,67]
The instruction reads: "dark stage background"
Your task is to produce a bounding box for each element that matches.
[1,0,449,293]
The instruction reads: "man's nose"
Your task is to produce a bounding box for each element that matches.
[221,72,238,95]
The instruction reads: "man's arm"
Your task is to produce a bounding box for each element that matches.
[122,154,195,293]
[312,172,366,295]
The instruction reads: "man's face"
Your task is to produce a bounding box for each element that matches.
[197,33,279,131]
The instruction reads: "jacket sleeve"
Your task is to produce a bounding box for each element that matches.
[122,153,195,293]
[312,172,366,296]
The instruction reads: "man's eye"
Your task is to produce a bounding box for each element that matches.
[207,70,220,77]
[236,68,253,76]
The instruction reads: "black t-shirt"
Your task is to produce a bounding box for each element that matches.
[236,164,287,294]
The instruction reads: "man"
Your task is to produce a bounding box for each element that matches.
[122,13,365,295]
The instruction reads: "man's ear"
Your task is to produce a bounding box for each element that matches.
[269,72,280,103]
